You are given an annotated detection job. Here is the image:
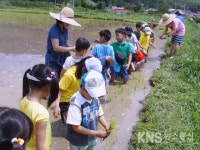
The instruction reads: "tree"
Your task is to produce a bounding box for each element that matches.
[157,4,169,13]
[96,1,106,9]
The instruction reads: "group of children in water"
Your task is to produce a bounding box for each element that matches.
[0,6,159,150]
[0,24,156,150]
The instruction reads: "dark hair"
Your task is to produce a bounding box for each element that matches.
[136,22,142,28]
[75,56,92,79]
[75,37,90,52]
[0,107,33,150]
[132,53,138,62]
[126,31,132,38]
[22,64,59,108]
[99,29,111,41]
[175,11,182,16]
[115,28,127,35]
[124,25,133,33]
[115,53,125,66]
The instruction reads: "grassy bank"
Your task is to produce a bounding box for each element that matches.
[130,20,200,149]
[1,6,199,149]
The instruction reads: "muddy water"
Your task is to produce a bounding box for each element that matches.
[0,19,166,150]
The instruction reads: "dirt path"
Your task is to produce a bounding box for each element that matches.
[0,23,166,150]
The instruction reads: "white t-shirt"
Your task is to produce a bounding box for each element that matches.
[67,92,104,125]
[130,33,138,51]
[63,55,84,70]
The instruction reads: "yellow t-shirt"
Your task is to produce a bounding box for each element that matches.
[19,97,51,150]
[139,32,150,51]
[59,66,81,103]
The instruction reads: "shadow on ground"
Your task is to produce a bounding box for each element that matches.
[51,120,67,138]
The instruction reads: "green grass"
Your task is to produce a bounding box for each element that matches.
[0,5,162,26]
[1,5,199,149]
[129,20,200,149]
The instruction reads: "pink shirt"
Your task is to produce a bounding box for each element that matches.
[168,18,185,36]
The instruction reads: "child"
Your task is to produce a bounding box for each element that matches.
[60,37,90,78]
[91,29,115,59]
[132,49,146,71]
[56,56,102,123]
[99,56,114,83]
[139,26,155,55]
[149,18,158,45]
[124,25,142,50]
[66,70,110,149]
[91,29,120,82]
[0,107,33,150]
[19,64,59,150]
[110,28,133,84]
[133,22,142,40]
[125,31,136,74]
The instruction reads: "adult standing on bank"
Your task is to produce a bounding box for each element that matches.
[45,7,81,79]
[159,13,185,58]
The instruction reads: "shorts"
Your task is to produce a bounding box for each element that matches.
[59,102,70,112]
[171,35,184,44]
[110,66,128,79]
[70,139,97,150]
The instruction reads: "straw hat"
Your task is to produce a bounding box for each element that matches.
[49,7,81,26]
[159,13,176,26]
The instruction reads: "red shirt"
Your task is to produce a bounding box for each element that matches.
[136,49,145,62]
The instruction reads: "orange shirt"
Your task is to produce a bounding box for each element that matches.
[136,49,145,62]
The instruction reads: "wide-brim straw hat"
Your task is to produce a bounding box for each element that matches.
[159,13,176,26]
[49,7,81,27]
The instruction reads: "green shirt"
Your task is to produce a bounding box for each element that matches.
[110,41,132,65]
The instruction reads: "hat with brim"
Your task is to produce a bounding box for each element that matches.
[81,70,106,98]
[143,26,152,35]
[49,7,81,27]
[85,57,102,73]
[159,13,176,26]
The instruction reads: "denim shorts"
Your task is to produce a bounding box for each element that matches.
[70,139,97,150]
[110,66,129,79]
[171,35,184,44]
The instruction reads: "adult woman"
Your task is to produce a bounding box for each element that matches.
[159,13,185,58]
[0,107,33,150]
[45,7,81,78]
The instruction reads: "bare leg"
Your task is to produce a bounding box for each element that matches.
[170,43,180,56]
[62,111,68,123]
[172,43,180,56]
[169,43,175,56]
[123,78,128,84]
[109,76,115,84]
[131,62,135,71]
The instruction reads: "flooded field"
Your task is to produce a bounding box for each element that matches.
[0,18,166,149]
